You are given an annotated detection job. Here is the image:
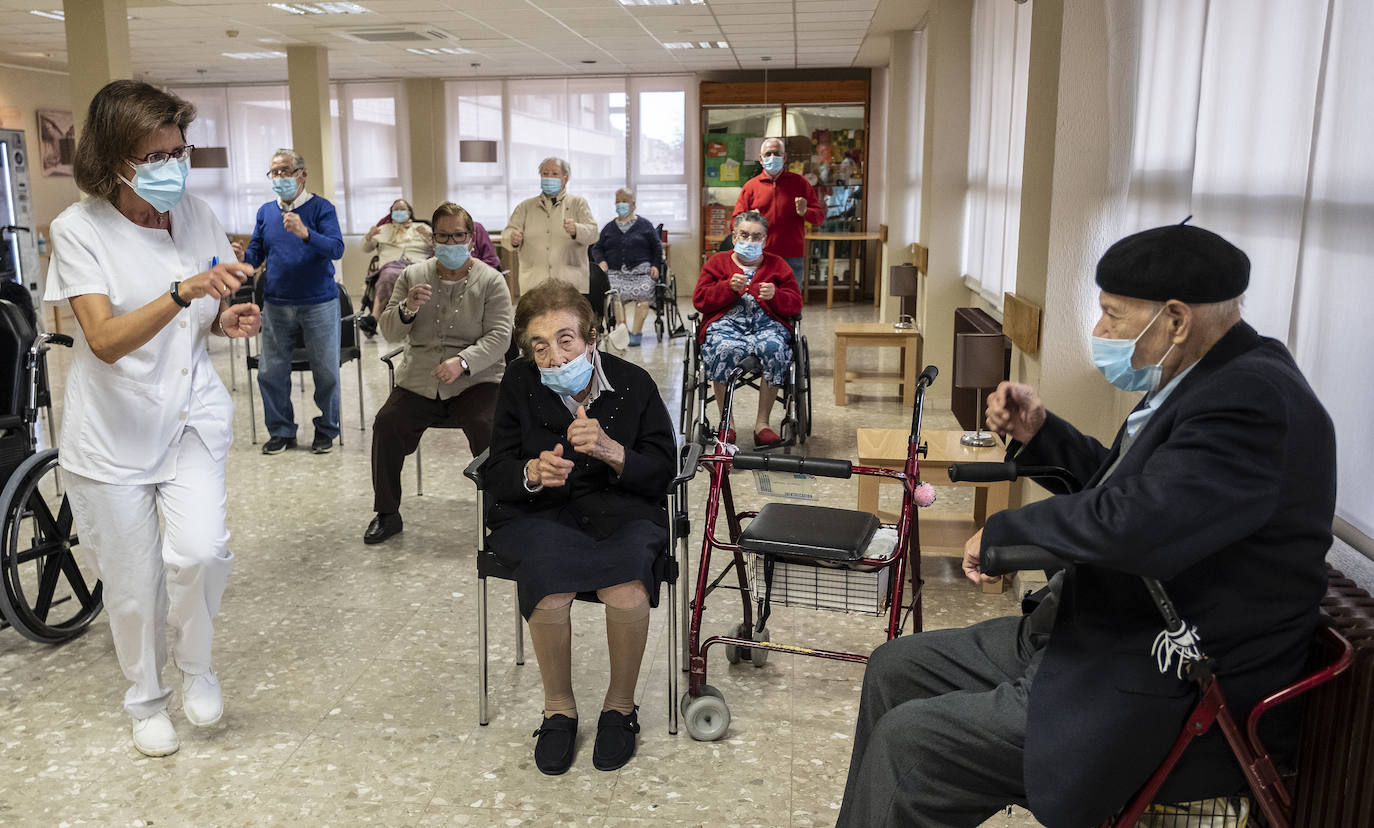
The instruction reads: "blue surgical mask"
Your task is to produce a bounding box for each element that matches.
[1091,308,1172,393]
[540,177,563,197]
[272,176,299,201]
[434,242,470,270]
[539,351,595,397]
[734,239,764,261]
[391,209,410,223]
[761,156,785,176]
[615,202,631,218]
[120,156,189,214]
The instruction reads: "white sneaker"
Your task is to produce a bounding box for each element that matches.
[131,710,180,757]
[181,668,223,727]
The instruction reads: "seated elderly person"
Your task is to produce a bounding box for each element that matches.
[483,279,676,775]
[364,201,514,545]
[361,198,433,318]
[591,188,662,347]
[692,210,802,447]
[838,224,1336,828]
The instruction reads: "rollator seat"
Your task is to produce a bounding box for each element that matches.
[739,503,880,564]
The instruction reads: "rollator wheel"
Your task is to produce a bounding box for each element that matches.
[749,627,771,668]
[680,682,724,717]
[683,686,730,741]
[724,621,751,664]
[0,449,103,644]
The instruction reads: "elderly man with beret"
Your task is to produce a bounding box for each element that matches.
[838,223,1337,828]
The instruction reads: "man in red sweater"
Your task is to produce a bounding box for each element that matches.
[732,137,825,285]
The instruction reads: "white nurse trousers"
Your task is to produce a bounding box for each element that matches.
[65,429,234,718]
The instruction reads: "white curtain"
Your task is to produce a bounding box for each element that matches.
[960,0,1032,306]
[1115,0,1374,540]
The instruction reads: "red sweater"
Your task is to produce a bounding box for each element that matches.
[692,251,803,343]
[732,171,825,258]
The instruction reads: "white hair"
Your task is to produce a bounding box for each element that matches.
[272,147,306,172]
[540,156,570,176]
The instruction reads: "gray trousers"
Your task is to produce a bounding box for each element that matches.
[837,589,1058,828]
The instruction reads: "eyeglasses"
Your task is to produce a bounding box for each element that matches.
[131,145,194,165]
[434,231,471,244]
[734,231,766,243]
[266,167,300,180]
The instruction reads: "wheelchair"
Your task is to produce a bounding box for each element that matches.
[679,310,812,449]
[0,298,102,645]
[357,217,434,339]
[961,461,1355,828]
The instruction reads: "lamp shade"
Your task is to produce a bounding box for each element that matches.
[953,332,1006,390]
[194,147,229,169]
[889,264,919,297]
[459,140,498,163]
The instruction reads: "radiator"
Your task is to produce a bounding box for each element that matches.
[1291,566,1374,827]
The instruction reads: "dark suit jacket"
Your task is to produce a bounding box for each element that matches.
[484,352,677,536]
[983,321,1336,827]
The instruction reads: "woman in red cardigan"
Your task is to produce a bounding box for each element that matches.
[692,210,803,447]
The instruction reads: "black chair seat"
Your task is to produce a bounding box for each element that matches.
[739,503,880,564]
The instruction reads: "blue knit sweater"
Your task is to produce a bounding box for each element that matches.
[589,215,663,271]
[243,195,345,306]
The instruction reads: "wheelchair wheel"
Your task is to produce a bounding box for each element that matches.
[798,335,812,439]
[679,335,697,439]
[0,450,103,644]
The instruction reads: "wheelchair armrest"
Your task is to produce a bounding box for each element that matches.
[379,346,405,367]
[981,545,1071,577]
[463,448,491,488]
[674,441,702,486]
[733,451,852,479]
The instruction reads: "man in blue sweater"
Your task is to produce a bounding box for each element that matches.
[236,148,346,455]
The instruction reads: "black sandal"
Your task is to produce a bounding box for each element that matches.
[532,714,578,775]
[592,707,640,771]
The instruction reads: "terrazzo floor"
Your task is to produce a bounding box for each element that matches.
[0,297,1044,827]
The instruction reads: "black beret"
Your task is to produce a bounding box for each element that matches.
[1095,224,1249,303]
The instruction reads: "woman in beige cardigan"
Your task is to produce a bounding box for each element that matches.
[503,157,597,295]
[364,202,515,544]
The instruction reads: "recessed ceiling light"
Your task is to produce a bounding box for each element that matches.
[29,9,64,20]
[664,40,727,50]
[619,0,705,6]
[223,51,288,59]
[268,2,370,14]
[404,46,472,55]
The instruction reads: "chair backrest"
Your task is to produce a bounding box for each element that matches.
[0,298,35,420]
[338,289,358,356]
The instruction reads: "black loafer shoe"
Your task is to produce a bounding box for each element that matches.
[533,714,578,776]
[363,513,403,545]
[592,707,640,771]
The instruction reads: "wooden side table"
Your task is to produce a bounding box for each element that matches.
[805,231,883,307]
[833,322,923,410]
[857,428,1011,578]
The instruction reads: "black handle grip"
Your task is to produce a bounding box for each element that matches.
[917,364,938,388]
[982,545,1069,577]
[947,462,1018,483]
[732,452,853,479]
[40,333,74,348]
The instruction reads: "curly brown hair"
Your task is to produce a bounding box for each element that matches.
[513,279,598,359]
[73,80,196,204]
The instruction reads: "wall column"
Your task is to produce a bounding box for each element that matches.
[286,45,334,200]
[404,78,447,216]
[880,29,923,323]
[63,0,131,133]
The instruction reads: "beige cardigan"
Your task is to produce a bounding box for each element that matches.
[503,191,596,293]
[378,258,514,400]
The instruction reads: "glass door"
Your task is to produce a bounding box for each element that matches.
[702,104,779,259]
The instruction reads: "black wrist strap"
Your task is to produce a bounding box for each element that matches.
[170,281,192,308]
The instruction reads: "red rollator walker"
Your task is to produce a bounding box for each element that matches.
[678,357,940,740]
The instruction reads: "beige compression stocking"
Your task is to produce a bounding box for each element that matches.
[528,601,576,718]
[602,600,650,714]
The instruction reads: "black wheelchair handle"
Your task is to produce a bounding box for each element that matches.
[947,461,1018,483]
[917,364,938,389]
[728,355,763,382]
[38,333,74,348]
[732,451,852,479]
[982,545,1070,577]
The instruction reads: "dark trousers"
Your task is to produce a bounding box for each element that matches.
[837,609,1052,828]
[370,383,499,514]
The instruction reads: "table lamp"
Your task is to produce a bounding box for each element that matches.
[458,140,498,163]
[954,331,1005,447]
[889,264,919,330]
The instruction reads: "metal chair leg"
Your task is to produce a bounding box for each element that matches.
[356,348,365,432]
[478,574,489,726]
[249,367,258,444]
[514,596,525,665]
[668,489,680,735]
[417,443,424,496]
[228,337,237,391]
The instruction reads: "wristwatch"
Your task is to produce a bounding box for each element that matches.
[459,356,470,375]
[170,281,191,308]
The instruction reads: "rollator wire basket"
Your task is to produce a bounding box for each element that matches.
[744,551,891,616]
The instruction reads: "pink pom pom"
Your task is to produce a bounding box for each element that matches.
[914,481,937,507]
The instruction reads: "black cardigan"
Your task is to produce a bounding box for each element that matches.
[485,352,677,537]
[589,216,663,272]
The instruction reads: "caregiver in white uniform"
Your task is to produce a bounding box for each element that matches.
[44,80,261,757]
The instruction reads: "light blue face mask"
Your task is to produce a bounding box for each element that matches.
[615,202,631,218]
[121,156,189,214]
[1091,308,1172,392]
[391,209,410,223]
[434,242,470,270]
[734,239,764,261]
[272,176,299,201]
[540,177,563,197]
[761,155,785,176]
[539,351,595,397]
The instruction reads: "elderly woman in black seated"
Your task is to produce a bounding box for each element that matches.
[484,279,677,775]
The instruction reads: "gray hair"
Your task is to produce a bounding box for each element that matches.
[540,156,570,176]
[760,136,785,154]
[1188,296,1244,331]
[273,147,306,172]
[733,210,769,232]
[615,187,635,202]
